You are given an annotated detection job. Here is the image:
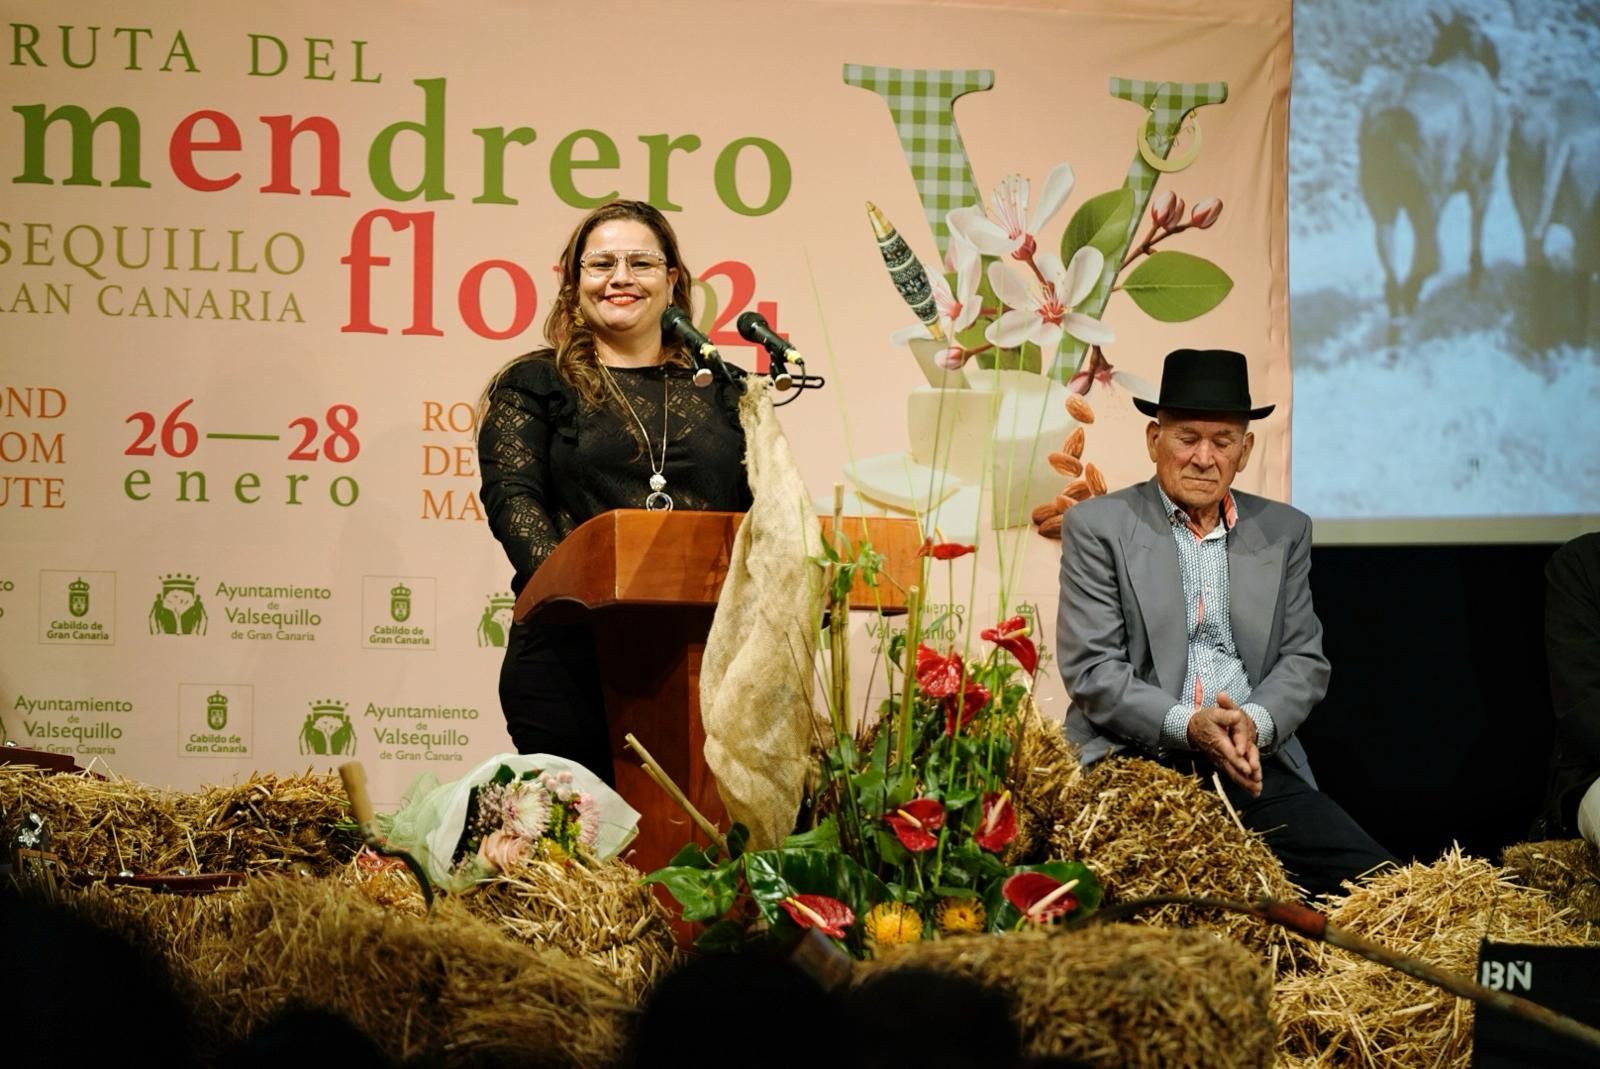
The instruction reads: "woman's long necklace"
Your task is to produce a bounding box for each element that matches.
[605,366,673,511]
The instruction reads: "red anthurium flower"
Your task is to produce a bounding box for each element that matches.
[1003,871,1080,923]
[779,894,855,939]
[885,798,946,852]
[943,679,992,735]
[981,616,1039,677]
[915,645,965,698]
[974,791,1018,853]
[918,538,977,560]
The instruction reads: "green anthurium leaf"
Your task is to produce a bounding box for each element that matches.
[782,816,840,852]
[875,829,910,868]
[850,767,886,814]
[641,863,740,923]
[942,788,980,813]
[740,851,796,925]
[693,918,748,953]
[726,822,750,860]
[886,776,917,807]
[870,719,892,768]
[932,885,980,898]
[744,848,892,925]
[664,841,716,870]
[886,632,908,669]
[1063,188,1135,265]
[1121,251,1234,322]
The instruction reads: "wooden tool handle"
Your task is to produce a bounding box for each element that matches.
[339,761,377,831]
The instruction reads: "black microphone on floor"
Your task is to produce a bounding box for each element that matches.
[735,311,800,391]
[661,307,724,387]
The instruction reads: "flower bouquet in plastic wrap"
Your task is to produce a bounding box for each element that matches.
[385,753,640,893]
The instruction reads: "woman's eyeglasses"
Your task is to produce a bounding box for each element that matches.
[579,250,668,278]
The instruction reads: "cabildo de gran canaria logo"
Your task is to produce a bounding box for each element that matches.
[390,581,411,623]
[150,573,207,635]
[477,592,514,647]
[207,691,228,730]
[299,698,355,756]
[68,576,89,618]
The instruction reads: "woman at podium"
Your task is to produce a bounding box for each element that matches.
[477,200,752,780]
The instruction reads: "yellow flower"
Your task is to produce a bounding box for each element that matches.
[537,839,569,863]
[863,902,924,947]
[936,897,986,934]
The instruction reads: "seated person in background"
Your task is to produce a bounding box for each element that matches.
[1056,349,1399,898]
[1539,531,1600,846]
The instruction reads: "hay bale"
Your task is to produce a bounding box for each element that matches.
[0,767,360,878]
[1004,700,1083,864]
[340,854,680,1002]
[1048,757,1303,963]
[861,926,1276,1068]
[193,875,630,1068]
[463,859,680,1002]
[1,767,187,874]
[1274,847,1599,1068]
[183,772,361,876]
[1502,839,1600,926]
[12,877,252,1054]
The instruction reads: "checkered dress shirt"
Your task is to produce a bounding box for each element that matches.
[1154,486,1278,753]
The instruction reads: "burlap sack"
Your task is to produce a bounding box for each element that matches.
[699,379,824,849]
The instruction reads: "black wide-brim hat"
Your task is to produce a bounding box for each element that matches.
[1132,348,1276,419]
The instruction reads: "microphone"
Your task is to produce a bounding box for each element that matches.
[661,307,723,387]
[735,311,801,391]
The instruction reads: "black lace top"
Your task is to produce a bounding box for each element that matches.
[478,353,753,594]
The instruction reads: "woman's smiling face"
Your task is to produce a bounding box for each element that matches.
[575,219,678,349]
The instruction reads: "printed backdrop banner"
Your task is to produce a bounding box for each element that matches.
[0,0,1291,803]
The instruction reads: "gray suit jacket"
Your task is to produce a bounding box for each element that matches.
[1056,478,1330,786]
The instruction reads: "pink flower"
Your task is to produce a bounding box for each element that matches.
[885,798,947,852]
[1150,190,1185,230]
[477,829,531,873]
[962,164,1076,260]
[931,227,982,333]
[981,616,1038,677]
[540,770,577,802]
[985,247,1113,351]
[501,781,552,839]
[1190,197,1223,229]
[575,793,600,848]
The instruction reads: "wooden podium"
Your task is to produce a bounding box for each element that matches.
[512,510,920,878]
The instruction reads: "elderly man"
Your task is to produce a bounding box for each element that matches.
[1056,349,1397,897]
[1539,531,1600,846]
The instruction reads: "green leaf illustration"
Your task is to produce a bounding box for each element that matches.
[1121,251,1233,322]
[1062,188,1134,264]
